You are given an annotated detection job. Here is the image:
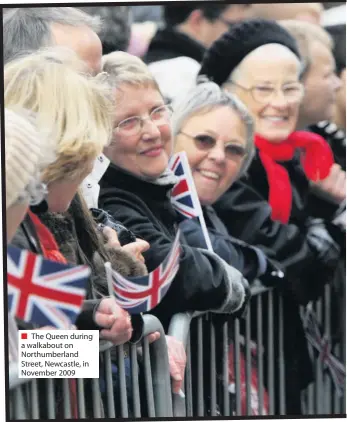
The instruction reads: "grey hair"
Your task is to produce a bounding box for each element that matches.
[171,80,255,178]
[3,7,101,64]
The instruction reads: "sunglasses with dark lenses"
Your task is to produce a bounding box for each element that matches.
[179,131,247,161]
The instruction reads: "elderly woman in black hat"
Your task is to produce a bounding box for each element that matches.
[196,19,344,414]
[198,19,344,303]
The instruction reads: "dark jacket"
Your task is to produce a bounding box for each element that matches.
[99,164,249,329]
[214,151,343,306]
[309,121,346,171]
[180,205,279,283]
[306,123,346,220]
[144,26,205,65]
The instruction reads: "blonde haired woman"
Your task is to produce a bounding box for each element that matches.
[5,47,113,213]
[5,48,142,349]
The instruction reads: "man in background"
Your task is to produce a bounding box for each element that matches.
[144,4,252,102]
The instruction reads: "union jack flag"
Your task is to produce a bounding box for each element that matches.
[169,152,203,219]
[7,246,90,329]
[111,230,181,314]
[303,306,345,396]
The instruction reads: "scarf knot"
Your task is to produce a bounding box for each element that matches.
[255,131,334,223]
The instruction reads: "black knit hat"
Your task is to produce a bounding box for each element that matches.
[199,19,301,86]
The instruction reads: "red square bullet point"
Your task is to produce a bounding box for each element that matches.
[21,333,27,340]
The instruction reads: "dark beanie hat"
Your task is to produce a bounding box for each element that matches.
[199,18,301,86]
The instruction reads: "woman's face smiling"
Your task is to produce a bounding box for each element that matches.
[105,84,173,179]
[175,106,248,206]
[225,44,303,143]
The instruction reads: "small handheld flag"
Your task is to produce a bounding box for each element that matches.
[109,230,182,314]
[169,152,213,251]
[7,246,90,329]
[303,306,345,396]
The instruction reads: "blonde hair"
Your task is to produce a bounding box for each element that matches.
[4,47,114,184]
[280,20,333,76]
[102,51,160,91]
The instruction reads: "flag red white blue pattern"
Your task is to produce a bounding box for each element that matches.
[7,246,90,329]
[303,306,345,396]
[169,152,203,219]
[111,230,181,314]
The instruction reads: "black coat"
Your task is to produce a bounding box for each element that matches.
[180,205,268,283]
[99,164,245,329]
[214,151,343,306]
[143,26,205,65]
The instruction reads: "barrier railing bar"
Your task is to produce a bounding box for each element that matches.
[197,317,204,416]
[278,295,285,415]
[91,378,103,418]
[117,344,129,417]
[234,318,241,415]
[62,379,72,419]
[14,386,28,420]
[256,295,264,415]
[103,349,116,418]
[267,290,275,415]
[143,336,155,417]
[30,379,39,419]
[130,343,141,418]
[185,337,193,417]
[143,314,173,417]
[324,285,332,415]
[76,379,86,419]
[210,317,217,416]
[315,299,323,414]
[46,378,56,419]
[245,303,252,416]
[222,320,230,416]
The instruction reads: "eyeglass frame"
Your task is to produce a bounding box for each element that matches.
[114,104,173,135]
[225,80,305,104]
[178,130,248,162]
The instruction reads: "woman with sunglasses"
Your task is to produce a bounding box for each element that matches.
[172,80,284,287]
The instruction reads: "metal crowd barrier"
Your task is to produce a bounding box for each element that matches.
[168,277,346,417]
[8,314,172,420]
[8,269,346,419]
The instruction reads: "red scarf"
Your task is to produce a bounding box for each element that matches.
[255,131,334,224]
[28,210,78,418]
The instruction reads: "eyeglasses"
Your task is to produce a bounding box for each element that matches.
[179,131,247,162]
[227,81,305,104]
[115,105,173,136]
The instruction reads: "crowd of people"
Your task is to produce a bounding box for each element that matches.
[3,3,346,417]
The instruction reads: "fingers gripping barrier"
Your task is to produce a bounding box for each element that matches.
[8,275,346,419]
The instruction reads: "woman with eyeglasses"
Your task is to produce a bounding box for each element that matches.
[5,48,145,346]
[199,18,344,294]
[198,19,344,414]
[98,51,250,328]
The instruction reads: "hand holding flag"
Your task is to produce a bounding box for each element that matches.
[107,230,182,314]
[169,151,213,251]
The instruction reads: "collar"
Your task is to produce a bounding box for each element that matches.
[101,163,178,198]
[146,27,205,63]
